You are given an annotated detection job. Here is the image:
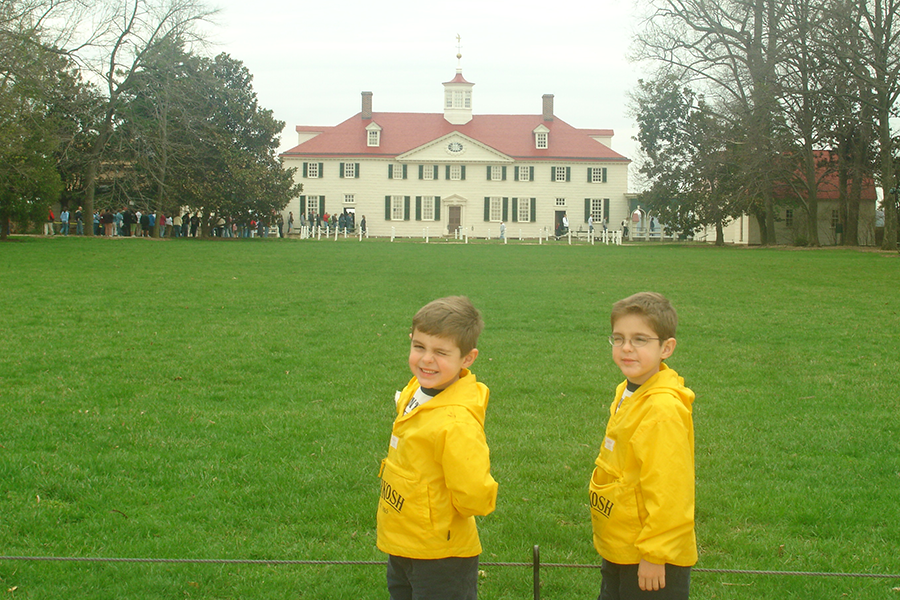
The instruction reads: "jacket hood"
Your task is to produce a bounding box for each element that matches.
[400,369,489,425]
[627,363,694,409]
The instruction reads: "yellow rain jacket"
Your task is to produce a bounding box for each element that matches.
[377,369,498,559]
[589,363,697,566]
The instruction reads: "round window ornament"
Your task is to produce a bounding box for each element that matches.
[447,141,464,154]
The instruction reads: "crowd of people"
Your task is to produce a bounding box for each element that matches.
[42,207,362,239]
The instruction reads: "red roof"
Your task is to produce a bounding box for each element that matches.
[282,113,629,162]
[444,72,473,85]
[773,150,877,201]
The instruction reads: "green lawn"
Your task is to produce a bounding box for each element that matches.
[1,236,898,599]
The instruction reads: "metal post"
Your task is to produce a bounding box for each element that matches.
[533,545,540,600]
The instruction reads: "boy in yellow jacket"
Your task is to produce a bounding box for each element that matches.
[377,296,498,600]
[589,292,697,599]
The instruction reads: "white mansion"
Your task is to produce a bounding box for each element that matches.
[280,68,631,238]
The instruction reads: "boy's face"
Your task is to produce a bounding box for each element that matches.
[409,329,478,391]
[611,313,676,386]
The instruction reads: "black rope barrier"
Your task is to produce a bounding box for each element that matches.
[2,550,899,600]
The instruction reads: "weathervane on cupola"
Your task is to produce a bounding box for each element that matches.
[443,34,474,125]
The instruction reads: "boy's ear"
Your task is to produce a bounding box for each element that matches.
[660,338,677,360]
[461,348,479,368]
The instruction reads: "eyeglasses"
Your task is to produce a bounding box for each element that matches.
[608,335,660,348]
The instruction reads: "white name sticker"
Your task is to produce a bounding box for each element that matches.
[604,437,616,452]
[390,435,399,449]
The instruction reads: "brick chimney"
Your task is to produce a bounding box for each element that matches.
[542,94,554,121]
[361,91,373,119]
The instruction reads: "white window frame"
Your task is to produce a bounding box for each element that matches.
[536,132,548,149]
[590,198,605,224]
[422,165,434,181]
[489,197,502,222]
[344,194,355,205]
[591,167,605,183]
[392,164,404,180]
[342,163,356,179]
[421,196,435,221]
[449,165,462,181]
[491,166,503,181]
[367,130,380,147]
[517,166,531,181]
[785,208,794,228]
[554,166,567,182]
[556,197,567,207]
[391,196,404,221]
[517,198,531,222]
[307,196,320,217]
[307,163,319,178]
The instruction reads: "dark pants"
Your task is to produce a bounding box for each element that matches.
[387,554,478,600]
[599,560,691,600]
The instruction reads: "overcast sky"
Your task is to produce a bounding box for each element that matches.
[207,0,648,161]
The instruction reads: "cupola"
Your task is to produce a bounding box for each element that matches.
[443,42,474,125]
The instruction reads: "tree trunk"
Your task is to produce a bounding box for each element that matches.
[82,158,98,237]
[847,167,862,246]
[878,114,898,250]
[803,148,820,246]
[715,220,725,245]
[82,110,114,238]
[754,210,768,245]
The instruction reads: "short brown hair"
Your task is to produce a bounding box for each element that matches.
[411,296,484,355]
[611,292,677,341]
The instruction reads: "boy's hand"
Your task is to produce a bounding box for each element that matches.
[638,559,666,591]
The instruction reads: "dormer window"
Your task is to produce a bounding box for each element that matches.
[533,124,550,149]
[366,122,382,147]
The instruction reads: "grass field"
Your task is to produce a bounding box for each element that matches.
[1,236,898,599]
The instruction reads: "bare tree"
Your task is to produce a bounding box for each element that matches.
[66,0,215,235]
[830,0,900,250]
[634,0,789,244]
